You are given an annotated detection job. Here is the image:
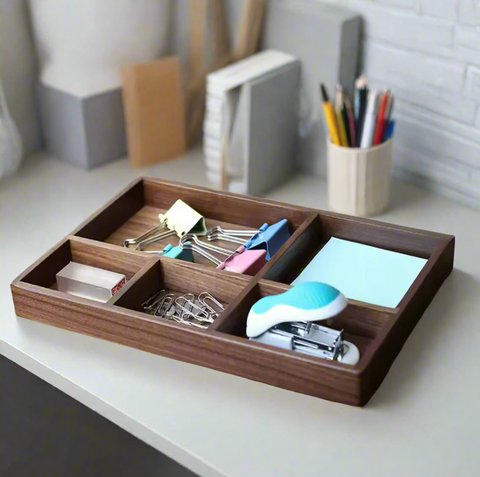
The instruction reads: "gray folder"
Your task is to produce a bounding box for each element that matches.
[262,0,361,178]
[226,61,301,196]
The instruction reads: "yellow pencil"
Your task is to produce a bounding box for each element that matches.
[320,84,341,146]
[335,85,349,147]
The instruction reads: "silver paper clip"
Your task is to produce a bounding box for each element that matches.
[142,289,224,329]
[198,292,224,318]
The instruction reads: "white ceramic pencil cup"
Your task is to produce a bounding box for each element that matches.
[327,139,393,217]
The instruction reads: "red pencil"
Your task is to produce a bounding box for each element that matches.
[373,91,389,145]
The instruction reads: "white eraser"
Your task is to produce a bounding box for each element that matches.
[56,262,127,303]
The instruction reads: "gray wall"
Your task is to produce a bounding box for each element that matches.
[317,0,480,209]
[0,0,42,155]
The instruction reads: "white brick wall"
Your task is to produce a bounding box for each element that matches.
[317,0,480,209]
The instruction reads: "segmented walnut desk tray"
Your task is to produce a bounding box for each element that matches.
[11,178,454,406]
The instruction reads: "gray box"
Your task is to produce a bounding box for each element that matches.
[37,83,127,169]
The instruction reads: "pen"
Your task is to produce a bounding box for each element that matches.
[341,94,351,147]
[373,90,389,146]
[335,84,349,147]
[355,75,368,147]
[382,94,395,142]
[344,94,356,148]
[360,90,379,149]
[320,83,341,146]
[383,119,395,142]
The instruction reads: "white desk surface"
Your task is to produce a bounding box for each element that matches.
[1,151,479,477]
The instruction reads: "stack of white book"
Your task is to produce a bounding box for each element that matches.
[203,50,299,194]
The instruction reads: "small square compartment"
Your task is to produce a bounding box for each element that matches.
[215,280,397,367]
[73,178,312,270]
[113,257,252,330]
[19,238,152,298]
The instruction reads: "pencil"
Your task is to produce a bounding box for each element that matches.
[373,90,389,145]
[320,83,341,146]
[335,85,349,147]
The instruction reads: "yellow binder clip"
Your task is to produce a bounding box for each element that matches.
[158,199,206,237]
[123,200,206,250]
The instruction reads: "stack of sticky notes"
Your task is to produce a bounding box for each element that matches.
[292,238,427,308]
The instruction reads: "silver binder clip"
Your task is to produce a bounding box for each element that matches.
[206,219,291,260]
[179,234,266,275]
[206,226,260,245]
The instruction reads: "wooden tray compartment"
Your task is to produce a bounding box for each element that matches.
[72,178,313,268]
[10,178,455,406]
[215,280,396,371]
[113,257,252,329]
[19,237,152,293]
[262,212,444,290]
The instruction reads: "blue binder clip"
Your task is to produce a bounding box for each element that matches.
[245,219,291,260]
[145,243,194,262]
[207,219,291,260]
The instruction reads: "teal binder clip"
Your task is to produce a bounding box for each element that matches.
[145,243,194,262]
[207,219,291,260]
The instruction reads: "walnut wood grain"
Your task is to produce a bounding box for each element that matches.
[319,212,443,258]
[70,236,152,280]
[74,178,145,242]
[143,178,310,229]
[11,283,364,405]
[357,236,455,404]
[262,214,322,284]
[112,257,251,314]
[104,204,257,267]
[10,177,455,406]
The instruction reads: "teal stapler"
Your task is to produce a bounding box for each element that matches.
[246,282,360,365]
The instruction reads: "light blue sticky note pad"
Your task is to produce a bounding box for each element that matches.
[292,238,428,308]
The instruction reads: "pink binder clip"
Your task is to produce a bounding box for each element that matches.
[179,235,266,276]
[217,246,267,275]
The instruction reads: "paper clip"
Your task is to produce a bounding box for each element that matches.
[123,200,206,250]
[142,289,167,311]
[207,219,291,260]
[198,292,224,318]
[175,294,213,324]
[144,243,195,262]
[179,234,266,276]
